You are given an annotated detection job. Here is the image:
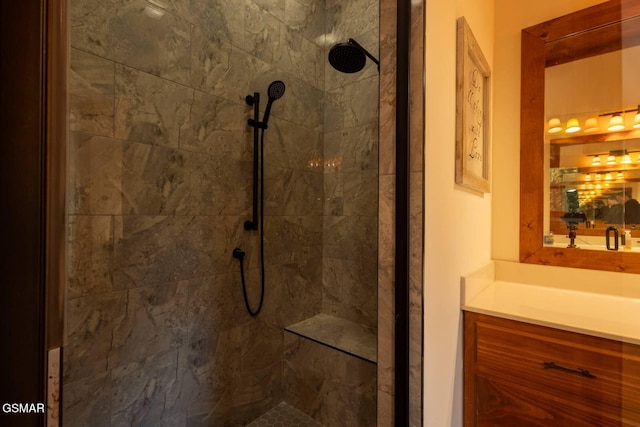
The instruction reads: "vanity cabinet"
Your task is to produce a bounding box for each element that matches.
[464,312,640,426]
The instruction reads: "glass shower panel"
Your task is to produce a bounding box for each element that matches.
[63,0,378,425]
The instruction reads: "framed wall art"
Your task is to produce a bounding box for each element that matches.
[455,17,491,194]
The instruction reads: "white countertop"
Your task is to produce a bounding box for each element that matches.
[462,261,640,345]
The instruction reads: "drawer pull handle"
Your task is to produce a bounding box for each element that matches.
[543,361,596,379]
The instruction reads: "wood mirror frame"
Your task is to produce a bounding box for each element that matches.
[520,0,640,273]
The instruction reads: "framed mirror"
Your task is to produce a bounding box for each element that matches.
[520,0,640,272]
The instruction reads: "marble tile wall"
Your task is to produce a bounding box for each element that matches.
[322,0,380,330]
[65,0,388,425]
[408,2,425,425]
[283,331,377,427]
[377,0,397,423]
[279,0,380,424]
[275,1,381,423]
[63,0,329,425]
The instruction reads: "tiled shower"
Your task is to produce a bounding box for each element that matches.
[63,0,379,425]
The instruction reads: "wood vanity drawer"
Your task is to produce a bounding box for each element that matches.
[464,312,640,426]
[474,317,640,411]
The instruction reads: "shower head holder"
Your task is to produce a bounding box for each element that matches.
[246,81,286,129]
[246,94,257,106]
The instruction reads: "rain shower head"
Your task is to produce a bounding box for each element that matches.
[262,80,286,126]
[328,38,379,73]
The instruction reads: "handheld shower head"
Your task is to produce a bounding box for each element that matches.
[262,80,286,126]
[268,80,286,100]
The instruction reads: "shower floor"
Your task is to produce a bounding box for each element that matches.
[246,402,323,427]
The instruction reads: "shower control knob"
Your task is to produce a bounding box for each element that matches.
[245,95,256,106]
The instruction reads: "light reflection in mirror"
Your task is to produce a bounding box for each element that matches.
[545,44,640,248]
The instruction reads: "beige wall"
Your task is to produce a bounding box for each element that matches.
[492,0,605,261]
[423,0,494,425]
[424,1,616,425]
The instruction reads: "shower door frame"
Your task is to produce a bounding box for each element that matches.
[397,0,425,425]
[394,0,412,424]
[0,0,67,425]
[378,0,425,425]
